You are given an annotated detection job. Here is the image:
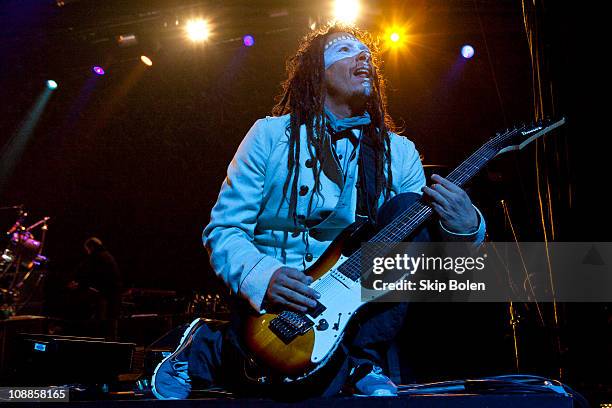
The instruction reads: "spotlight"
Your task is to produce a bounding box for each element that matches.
[55,0,79,7]
[140,55,153,66]
[383,26,408,49]
[117,34,138,48]
[333,0,360,25]
[461,45,475,59]
[46,80,58,90]
[243,35,255,47]
[185,19,211,42]
[93,66,105,75]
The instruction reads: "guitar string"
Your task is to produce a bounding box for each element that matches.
[316,130,518,296]
[314,123,555,303]
[307,127,525,300]
[364,136,503,244]
[315,166,482,297]
[336,141,500,280]
[314,144,498,295]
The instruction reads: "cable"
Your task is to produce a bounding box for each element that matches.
[397,374,590,407]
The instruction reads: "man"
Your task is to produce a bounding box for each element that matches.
[153,24,485,399]
[68,237,122,339]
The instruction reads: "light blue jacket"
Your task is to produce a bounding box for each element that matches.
[203,114,485,311]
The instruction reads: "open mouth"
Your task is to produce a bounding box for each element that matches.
[353,67,371,78]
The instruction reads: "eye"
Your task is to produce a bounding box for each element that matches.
[339,46,350,52]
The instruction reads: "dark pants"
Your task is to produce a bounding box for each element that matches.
[187,302,409,398]
[188,193,428,397]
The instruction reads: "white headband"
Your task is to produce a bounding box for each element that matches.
[323,35,370,69]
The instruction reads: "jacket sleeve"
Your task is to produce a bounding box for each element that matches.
[202,119,284,312]
[397,136,486,244]
[398,137,427,195]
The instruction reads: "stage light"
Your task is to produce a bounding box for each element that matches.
[333,0,360,25]
[461,45,475,59]
[185,19,211,42]
[117,33,138,48]
[243,35,255,47]
[46,80,58,90]
[140,55,153,66]
[93,66,105,75]
[55,0,80,7]
[382,26,408,50]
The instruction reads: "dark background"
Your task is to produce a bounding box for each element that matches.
[0,0,573,289]
[0,0,608,398]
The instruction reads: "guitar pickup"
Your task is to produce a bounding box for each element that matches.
[307,300,326,319]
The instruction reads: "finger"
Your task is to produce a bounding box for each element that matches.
[431,178,472,209]
[275,295,308,313]
[430,202,450,219]
[278,286,318,309]
[285,277,320,302]
[422,186,450,207]
[431,174,463,193]
[430,182,455,202]
[285,268,313,285]
[285,269,319,297]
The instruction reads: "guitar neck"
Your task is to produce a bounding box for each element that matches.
[332,120,564,297]
[335,139,501,283]
[373,141,499,244]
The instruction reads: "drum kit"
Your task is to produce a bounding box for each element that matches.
[0,204,50,319]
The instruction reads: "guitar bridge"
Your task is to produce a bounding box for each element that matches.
[269,311,314,344]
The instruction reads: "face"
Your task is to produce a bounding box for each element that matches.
[323,32,373,104]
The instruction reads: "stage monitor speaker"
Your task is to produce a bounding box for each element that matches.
[16,333,135,385]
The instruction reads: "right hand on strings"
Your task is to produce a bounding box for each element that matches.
[264,267,320,312]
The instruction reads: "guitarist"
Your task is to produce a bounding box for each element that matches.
[153,24,485,399]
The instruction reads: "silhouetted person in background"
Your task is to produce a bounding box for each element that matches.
[68,237,122,340]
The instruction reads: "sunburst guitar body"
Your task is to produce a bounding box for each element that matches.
[244,221,370,379]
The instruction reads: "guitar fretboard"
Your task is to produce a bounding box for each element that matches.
[336,134,506,282]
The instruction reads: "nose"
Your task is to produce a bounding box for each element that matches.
[356,51,371,63]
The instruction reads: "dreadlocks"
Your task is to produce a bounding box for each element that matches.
[272,23,396,225]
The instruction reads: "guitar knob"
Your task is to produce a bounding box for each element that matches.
[316,319,329,331]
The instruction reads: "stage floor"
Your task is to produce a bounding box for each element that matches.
[24,394,574,408]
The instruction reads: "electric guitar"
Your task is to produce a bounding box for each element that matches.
[243,118,566,381]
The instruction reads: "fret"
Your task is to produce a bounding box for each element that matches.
[332,122,563,284]
[336,142,502,282]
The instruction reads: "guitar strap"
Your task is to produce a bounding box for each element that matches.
[356,128,381,223]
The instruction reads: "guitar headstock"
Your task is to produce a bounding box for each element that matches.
[488,117,566,156]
